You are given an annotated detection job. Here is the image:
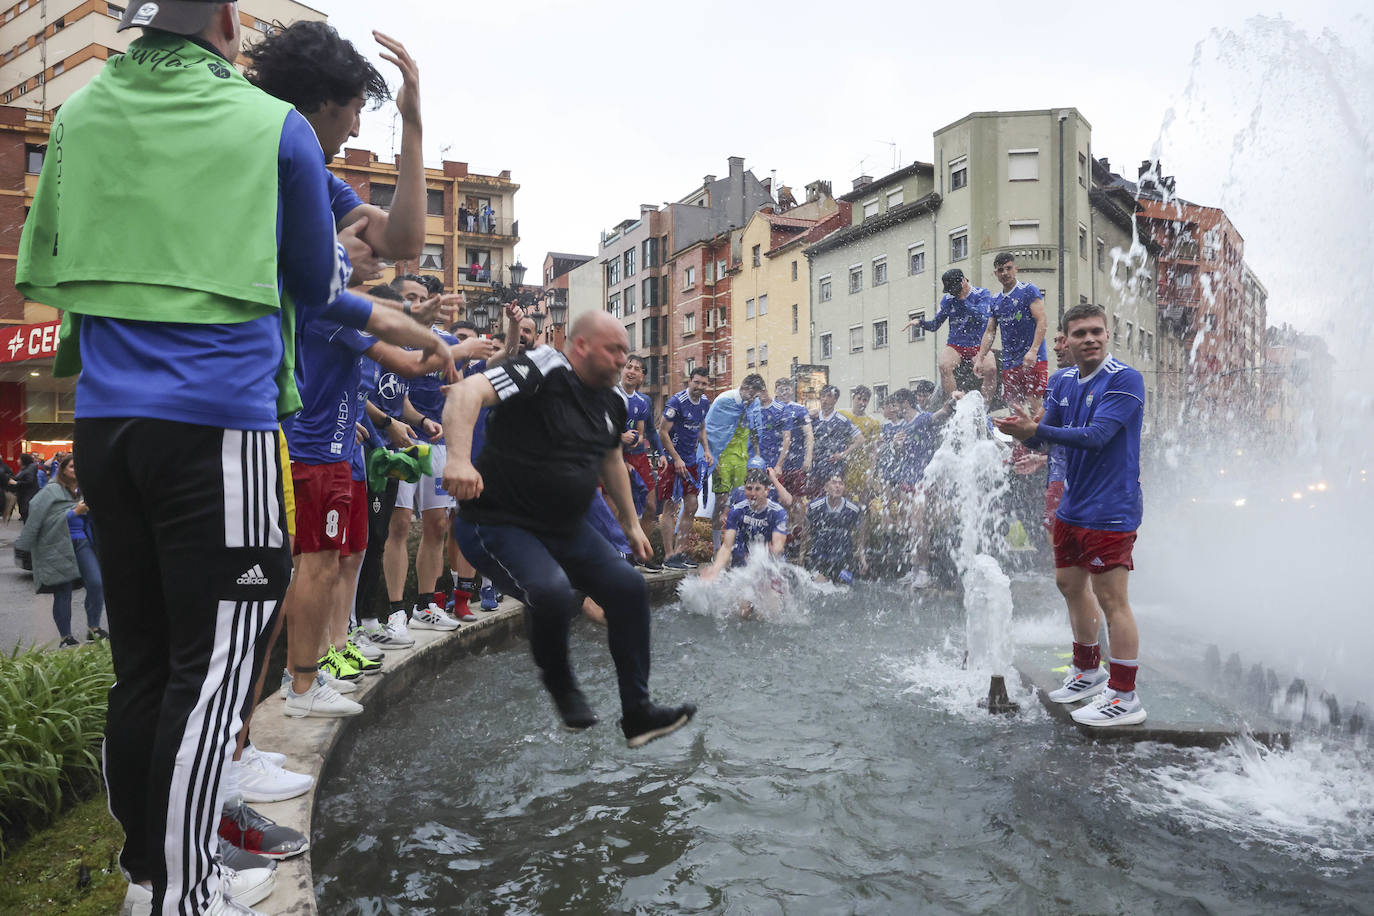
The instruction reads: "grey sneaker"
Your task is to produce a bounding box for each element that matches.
[1047,666,1109,704]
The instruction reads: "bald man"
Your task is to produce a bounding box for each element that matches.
[442,312,695,748]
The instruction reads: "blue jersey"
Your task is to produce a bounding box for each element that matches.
[891,412,940,485]
[624,390,653,455]
[812,410,859,480]
[1046,367,1072,484]
[1033,356,1144,531]
[369,360,409,419]
[662,390,709,463]
[406,327,462,428]
[921,287,992,348]
[725,498,789,561]
[780,401,812,471]
[754,401,789,467]
[75,111,372,432]
[283,318,375,466]
[351,357,386,483]
[989,282,1046,368]
[806,495,863,562]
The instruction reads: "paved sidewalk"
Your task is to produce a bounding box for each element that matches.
[0,524,73,651]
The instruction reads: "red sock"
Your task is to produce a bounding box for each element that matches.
[1108,659,1138,693]
[432,591,448,609]
[1072,641,1100,671]
[452,589,471,607]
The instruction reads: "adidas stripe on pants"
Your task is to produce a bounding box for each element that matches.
[77,419,291,914]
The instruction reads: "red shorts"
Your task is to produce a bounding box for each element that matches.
[346,477,368,556]
[292,461,353,555]
[1002,360,1049,402]
[656,462,700,502]
[625,452,656,495]
[950,344,981,363]
[1052,518,1136,573]
[1043,480,1066,532]
[780,468,807,501]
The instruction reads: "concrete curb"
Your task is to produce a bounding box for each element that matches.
[249,569,687,916]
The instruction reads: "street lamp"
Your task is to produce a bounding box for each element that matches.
[467,296,491,333]
[548,292,568,329]
[508,260,527,289]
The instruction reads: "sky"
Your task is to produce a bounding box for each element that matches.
[311,0,1370,354]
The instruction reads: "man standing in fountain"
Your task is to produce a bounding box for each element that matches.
[442,311,696,748]
[994,304,1147,727]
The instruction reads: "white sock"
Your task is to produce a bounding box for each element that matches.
[361,617,379,630]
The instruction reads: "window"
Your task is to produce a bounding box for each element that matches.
[643,237,658,267]
[717,258,727,280]
[746,298,756,320]
[643,277,658,309]
[1113,315,1121,339]
[369,183,395,209]
[626,324,636,350]
[418,243,444,270]
[684,312,696,335]
[24,144,44,174]
[760,344,770,365]
[108,3,125,15]
[819,275,832,302]
[702,307,713,329]
[759,294,768,315]
[747,347,756,367]
[608,293,620,317]
[872,257,887,286]
[874,385,888,406]
[873,319,888,349]
[820,333,833,360]
[848,265,863,294]
[908,244,926,275]
[887,188,904,208]
[849,326,864,354]
[949,156,968,191]
[425,188,445,216]
[606,259,620,286]
[1008,220,1040,245]
[717,306,727,327]
[51,61,63,76]
[908,311,926,342]
[624,284,636,315]
[624,247,636,278]
[682,265,696,289]
[791,303,799,334]
[950,230,968,262]
[685,357,696,375]
[464,248,491,281]
[1146,331,1155,361]
[791,260,798,281]
[1079,225,1088,259]
[752,244,761,267]
[1126,321,1134,350]
[642,317,654,348]
[1078,152,1088,188]
[1096,239,1106,271]
[862,199,879,220]
[1008,150,1039,181]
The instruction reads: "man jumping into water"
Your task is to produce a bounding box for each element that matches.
[995,303,1147,727]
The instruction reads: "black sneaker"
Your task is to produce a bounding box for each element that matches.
[58,635,80,649]
[550,687,598,730]
[638,557,664,572]
[662,554,690,570]
[682,556,700,569]
[619,701,696,748]
[88,627,110,641]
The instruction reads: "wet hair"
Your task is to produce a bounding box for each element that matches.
[744,468,770,487]
[368,283,404,301]
[913,378,937,396]
[1062,302,1107,331]
[774,377,794,390]
[625,354,646,370]
[993,252,1015,268]
[243,21,390,114]
[740,373,766,393]
[851,385,871,400]
[889,388,915,407]
[453,320,477,333]
[689,367,710,381]
[820,384,840,398]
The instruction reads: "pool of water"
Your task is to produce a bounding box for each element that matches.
[314,578,1374,914]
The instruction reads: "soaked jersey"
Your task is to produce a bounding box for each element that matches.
[780,400,813,471]
[662,389,709,463]
[922,287,992,348]
[989,282,1047,368]
[725,498,788,561]
[623,389,653,455]
[806,495,863,561]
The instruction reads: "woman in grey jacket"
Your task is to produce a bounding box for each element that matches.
[15,455,105,648]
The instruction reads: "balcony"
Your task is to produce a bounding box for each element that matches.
[985,244,1057,269]
[456,216,519,243]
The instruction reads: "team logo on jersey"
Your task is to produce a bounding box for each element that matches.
[378,374,403,400]
[1086,395,1095,406]
[206,61,232,79]
[1059,397,1069,406]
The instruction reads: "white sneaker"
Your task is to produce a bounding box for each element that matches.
[233,749,313,803]
[206,887,267,915]
[1047,666,1109,704]
[410,603,459,631]
[910,568,932,589]
[347,628,384,660]
[283,679,363,718]
[280,668,357,697]
[242,742,285,767]
[1070,688,1147,727]
[222,863,276,907]
[384,610,416,646]
[121,881,152,916]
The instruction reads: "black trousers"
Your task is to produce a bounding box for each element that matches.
[78,418,290,913]
[353,471,399,626]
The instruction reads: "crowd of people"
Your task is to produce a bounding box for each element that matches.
[8,4,1146,913]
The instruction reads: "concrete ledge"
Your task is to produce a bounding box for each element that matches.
[249,568,687,916]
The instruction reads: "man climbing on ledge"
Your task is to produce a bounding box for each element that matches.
[442,311,695,748]
[995,303,1147,727]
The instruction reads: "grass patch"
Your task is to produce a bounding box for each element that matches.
[0,792,127,915]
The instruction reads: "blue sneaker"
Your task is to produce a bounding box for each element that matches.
[663,553,690,570]
[480,584,499,611]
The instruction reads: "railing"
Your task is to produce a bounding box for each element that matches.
[456,215,518,238]
[984,244,1057,265]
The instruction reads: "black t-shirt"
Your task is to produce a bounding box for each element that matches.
[459,346,627,535]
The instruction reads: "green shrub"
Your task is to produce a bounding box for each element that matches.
[0,643,114,858]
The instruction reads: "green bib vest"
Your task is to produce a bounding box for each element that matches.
[15,33,303,415]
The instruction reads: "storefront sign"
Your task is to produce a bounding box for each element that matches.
[0,321,62,364]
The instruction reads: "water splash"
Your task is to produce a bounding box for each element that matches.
[677,544,840,623]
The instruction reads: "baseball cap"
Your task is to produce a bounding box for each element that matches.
[941,268,966,295]
[118,1,223,35]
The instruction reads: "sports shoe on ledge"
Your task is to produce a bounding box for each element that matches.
[410,603,460,631]
[232,747,313,803]
[1070,688,1147,727]
[1047,666,1109,704]
[283,677,363,718]
[219,798,309,860]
